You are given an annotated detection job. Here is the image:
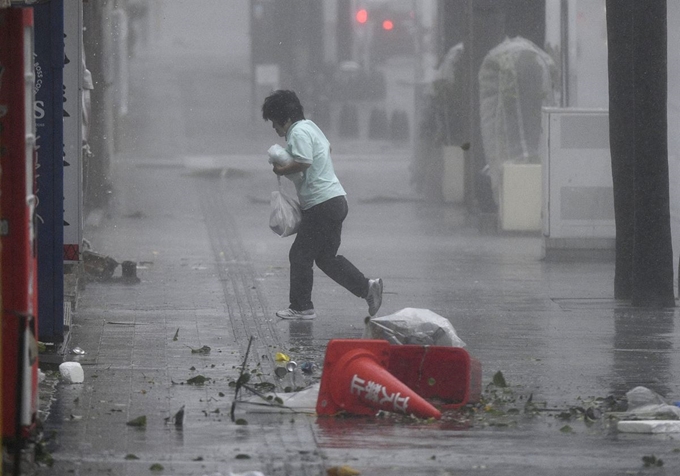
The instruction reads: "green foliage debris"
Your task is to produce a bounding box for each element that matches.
[187,375,210,385]
[492,371,507,388]
[126,415,147,427]
[190,345,211,354]
[642,455,663,467]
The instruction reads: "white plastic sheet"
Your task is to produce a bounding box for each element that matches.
[619,386,680,420]
[363,308,466,347]
[478,36,558,204]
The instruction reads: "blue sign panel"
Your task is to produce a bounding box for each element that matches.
[34,0,65,341]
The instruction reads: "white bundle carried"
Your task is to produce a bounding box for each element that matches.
[268,144,303,185]
[268,144,294,166]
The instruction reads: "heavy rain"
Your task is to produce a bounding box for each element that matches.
[3,0,680,475]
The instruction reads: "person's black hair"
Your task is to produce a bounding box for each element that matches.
[261,90,305,124]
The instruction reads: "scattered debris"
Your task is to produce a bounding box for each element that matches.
[492,371,507,388]
[189,345,211,355]
[240,383,320,414]
[124,454,139,460]
[126,415,147,427]
[642,455,664,467]
[228,470,265,476]
[83,250,140,284]
[187,375,210,385]
[327,466,361,476]
[59,362,84,384]
[300,362,316,374]
[616,386,680,420]
[362,308,466,347]
[618,420,680,434]
[173,328,180,341]
[83,250,118,281]
[150,463,164,471]
[164,405,185,428]
[121,260,141,284]
[275,352,290,362]
[231,336,256,422]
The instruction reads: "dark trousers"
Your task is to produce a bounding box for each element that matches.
[289,196,368,311]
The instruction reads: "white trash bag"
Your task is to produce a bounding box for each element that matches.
[363,307,466,347]
[268,144,303,185]
[621,386,680,420]
[269,177,301,237]
[268,144,294,166]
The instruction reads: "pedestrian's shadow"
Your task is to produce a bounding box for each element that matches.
[611,307,675,398]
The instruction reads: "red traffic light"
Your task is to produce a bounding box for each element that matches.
[356,8,368,24]
[382,19,394,31]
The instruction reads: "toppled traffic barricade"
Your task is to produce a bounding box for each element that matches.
[316,339,481,418]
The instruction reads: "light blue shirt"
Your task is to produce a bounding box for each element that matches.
[285,120,346,210]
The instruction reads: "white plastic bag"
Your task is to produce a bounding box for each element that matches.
[268,144,303,184]
[269,177,301,237]
[362,307,466,347]
[620,386,680,420]
[268,144,294,166]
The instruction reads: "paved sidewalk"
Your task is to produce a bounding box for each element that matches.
[34,46,680,476]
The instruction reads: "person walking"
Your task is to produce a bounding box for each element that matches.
[262,90,383,320]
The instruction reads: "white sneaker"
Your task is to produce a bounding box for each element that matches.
[276,308,317,320]
[366,278,383,317]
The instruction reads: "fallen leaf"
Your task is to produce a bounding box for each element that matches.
[126,415,147,427]
[327,465,361,476]
[642,455,664,467]
[191,345,211,355]
[275,352,290,362]
[492,371,507,388]
[187,375,210,385]
[173,328,179,341]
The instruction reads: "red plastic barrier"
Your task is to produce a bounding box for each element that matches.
[0,7,39,441]
[387,345,482,409]
[317,340,442,419]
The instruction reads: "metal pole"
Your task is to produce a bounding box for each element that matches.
[560,0,569,107]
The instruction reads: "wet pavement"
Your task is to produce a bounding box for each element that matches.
[33,41,680,476]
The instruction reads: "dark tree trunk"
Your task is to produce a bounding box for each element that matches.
[606,0,675,307]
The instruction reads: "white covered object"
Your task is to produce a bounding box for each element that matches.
[59,362,84,384]
[478,36,558,205]
[617,420,680,434]
[241,383,319,414]
[363,308,466,347]
[267,144,294,166]
[620,386,680,420]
